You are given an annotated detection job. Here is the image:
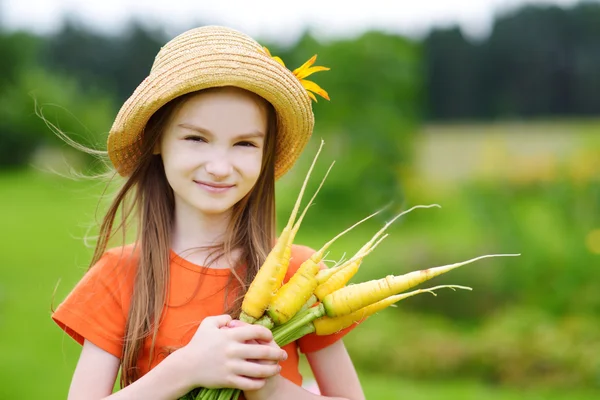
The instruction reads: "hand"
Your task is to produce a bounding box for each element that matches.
[225,320,287,366]
[172,315,288,391]
[226,321,284,400]
[242,340,284,400]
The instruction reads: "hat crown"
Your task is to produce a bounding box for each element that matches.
[151,26,263,74]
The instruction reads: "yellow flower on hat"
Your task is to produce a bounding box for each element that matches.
[263,47,330,102]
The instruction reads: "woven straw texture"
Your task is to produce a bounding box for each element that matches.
[107,25,314,179]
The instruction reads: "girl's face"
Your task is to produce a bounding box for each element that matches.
[157,87,268,218]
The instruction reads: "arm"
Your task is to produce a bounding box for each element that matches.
[244,340,365,400]
[68,316,287,400]
[245,375,348,400]
[306,340,364,400]
[68,340,194,400]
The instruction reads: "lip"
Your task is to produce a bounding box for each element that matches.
[194,180,235,193]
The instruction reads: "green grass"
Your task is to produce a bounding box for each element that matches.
[359,375,599,399]
[1,168,598,399]
[0,170,101,398]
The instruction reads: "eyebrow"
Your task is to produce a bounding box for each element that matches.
[178,123,265,139]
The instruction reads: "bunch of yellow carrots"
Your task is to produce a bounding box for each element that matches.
[182,141,519,400]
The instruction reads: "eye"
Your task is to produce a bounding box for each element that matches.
[236,141,257,148]
[184,135,207,143]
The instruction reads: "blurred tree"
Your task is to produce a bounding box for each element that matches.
[0,66,116,168]
[424,27,483,120]
[484,5,574,117]
[42,18,166,102]
[0,30,44,166]
[569,2,600,115]
[271,30,422,219]
[424,2,600,120]
[0,30,39,87]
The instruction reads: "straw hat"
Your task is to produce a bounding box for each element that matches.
[107,25,329,179]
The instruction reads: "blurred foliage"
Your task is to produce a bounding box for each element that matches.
[41,19,166,102]
[0,26,117,169]
[345,307,600,389]
[458,179,600,317]
[424,2,600,119]
[272,30,421,216]
[0,66,115,168]
[325,139,600,323]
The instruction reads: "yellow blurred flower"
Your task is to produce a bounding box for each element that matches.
[263,46,330,102]
[585,229,600,255]
[568,149,600,185]
[506,154,558,186]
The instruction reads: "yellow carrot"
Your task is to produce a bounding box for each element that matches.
[267,209,382,325]
[314,257,347,285]
[314,285,471,335]
[240,140,326,322]
[313,204,441,301]
[322,253,520,317]
[315,204,441,285]
[271,159,335,291]
[313,234,388,301]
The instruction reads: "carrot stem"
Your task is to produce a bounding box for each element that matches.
[272,304,324,344]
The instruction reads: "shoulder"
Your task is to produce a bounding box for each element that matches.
[51,244,140,358]
[59,243,140,313]
[83,243,139,287]
[290,243,316,262]
[102,243,139,266]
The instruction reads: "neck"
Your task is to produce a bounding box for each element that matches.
[171,201,233,259]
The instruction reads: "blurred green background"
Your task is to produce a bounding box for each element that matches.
[1,1,599,399]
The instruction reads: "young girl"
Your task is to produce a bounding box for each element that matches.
[52,25,365,400]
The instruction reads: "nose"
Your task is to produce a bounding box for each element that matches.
[204,151,233,180]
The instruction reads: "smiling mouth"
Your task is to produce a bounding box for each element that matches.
[194,181,235,192]
[196,181,234,188]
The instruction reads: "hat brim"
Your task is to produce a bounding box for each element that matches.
[107,28,314,180]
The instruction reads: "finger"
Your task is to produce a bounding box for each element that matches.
[233,343,288,362]
[227,375,266,391]
[228,325,273,343]
[231,360,282,379]
[227,320,251,328]
[247,357,279,366]
[202,314,233,328]
[249,337,277,345]
[262,339,281,348]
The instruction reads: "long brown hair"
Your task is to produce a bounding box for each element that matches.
[84,87,278,386]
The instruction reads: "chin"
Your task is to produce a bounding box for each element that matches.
[200,208,231,216]
[195,201,237,216]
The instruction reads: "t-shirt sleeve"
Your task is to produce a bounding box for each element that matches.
[51,249,135,358]
[287,244,361,354]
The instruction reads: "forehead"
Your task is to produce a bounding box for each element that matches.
[169,88,269,134]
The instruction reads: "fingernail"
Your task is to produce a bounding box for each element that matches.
[282,352,288,360]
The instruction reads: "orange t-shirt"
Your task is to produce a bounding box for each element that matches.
[52,243,356,389]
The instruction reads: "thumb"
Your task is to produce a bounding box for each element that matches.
[202,314,233,329]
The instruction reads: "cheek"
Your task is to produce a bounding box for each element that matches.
[240,152,263,183]
[163,145,197,172]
